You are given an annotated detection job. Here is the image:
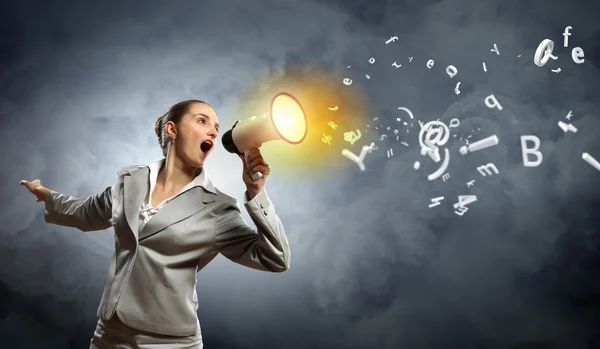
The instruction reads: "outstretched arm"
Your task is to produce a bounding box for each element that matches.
[43,183,116,232]
[214,189,290,272]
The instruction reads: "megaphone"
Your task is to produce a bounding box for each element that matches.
[221,92,308,181]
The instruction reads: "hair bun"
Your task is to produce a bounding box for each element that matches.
[154,115,163,141]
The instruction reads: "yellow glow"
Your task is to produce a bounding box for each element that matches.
[229,66,375,178]
[270,93,307,144]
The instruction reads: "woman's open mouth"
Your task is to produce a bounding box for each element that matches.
[200,140,214,155]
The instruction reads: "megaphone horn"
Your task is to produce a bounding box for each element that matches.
[222,92,308,181]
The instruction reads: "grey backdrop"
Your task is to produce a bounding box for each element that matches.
[1,0,600,348]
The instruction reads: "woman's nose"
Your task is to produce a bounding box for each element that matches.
[208,128,218,138]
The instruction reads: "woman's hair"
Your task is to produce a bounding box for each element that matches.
[154,100,206,156]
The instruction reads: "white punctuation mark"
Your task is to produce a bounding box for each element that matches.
[429,196,444,208]
[491,43,499,55]
[482,62,487,72]
[454,82,461,95]
[459,135,499,155]
[428,148,450,181]
[398,107,414,119]
[453,195,478,209]
[385,36,398,44]
[347,65,351,68]
[582,153,600,172]
[558,121,577,133]
[566,111,573,120]
[552,68,561,73]
[401,142,409,147]
[387,149,394,158]
[413,161,420,169]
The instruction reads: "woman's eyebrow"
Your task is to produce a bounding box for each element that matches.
[193,113,220,131]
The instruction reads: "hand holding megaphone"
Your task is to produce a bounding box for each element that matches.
[239,149,267,183]
[244,150,264,181]
[222,92,308,182]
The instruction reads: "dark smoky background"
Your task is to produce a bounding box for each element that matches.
[1,0,600,348]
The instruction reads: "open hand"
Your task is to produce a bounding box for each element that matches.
[20,179,50,203]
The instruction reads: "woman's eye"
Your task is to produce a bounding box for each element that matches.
[198,119,206,124]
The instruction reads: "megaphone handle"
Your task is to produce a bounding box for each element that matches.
[244,150,263,182]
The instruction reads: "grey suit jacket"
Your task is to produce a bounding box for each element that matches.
[43,164,291,337]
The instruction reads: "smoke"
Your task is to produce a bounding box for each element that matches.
[1,0,600,348]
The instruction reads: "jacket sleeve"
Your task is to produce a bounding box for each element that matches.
[214,189,291,272]
[43,174,120,232]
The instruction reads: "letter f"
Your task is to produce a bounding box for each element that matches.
[563,26,572,47]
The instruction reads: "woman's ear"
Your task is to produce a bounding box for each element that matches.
[165,121,177,139]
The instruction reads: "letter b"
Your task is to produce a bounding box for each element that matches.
[521,135,543,167]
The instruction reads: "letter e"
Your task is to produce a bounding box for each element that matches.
[572,47,585,64]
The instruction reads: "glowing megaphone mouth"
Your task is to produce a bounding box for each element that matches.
[221,92,308,155]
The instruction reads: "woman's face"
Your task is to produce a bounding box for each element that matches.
[173,102,220,168]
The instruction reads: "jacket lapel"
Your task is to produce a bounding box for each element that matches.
[123,167,150,240]
[138,187,216,241]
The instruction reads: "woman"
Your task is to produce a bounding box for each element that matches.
[19,99,291,349]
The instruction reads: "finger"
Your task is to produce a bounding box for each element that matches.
[250,163,269,173]
[245,152,262,163]
[250,165,270,176]
[247,148,263,160]
[20,180,33,190]
[248,157,266,169]
[248,148,261,156]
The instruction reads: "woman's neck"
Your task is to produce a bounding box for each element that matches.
[157,153,200,191]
